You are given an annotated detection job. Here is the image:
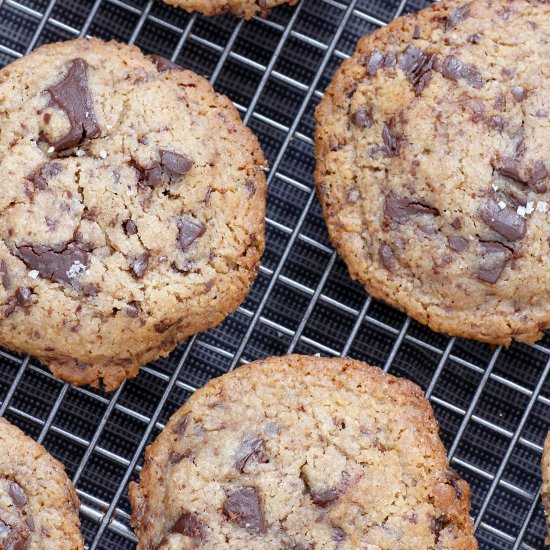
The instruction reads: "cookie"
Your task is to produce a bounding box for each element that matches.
[0,416,84,549]
[0,38,266,390]
[542,431,550,544]
[161,0,298,19]
[130,355,477,549]
[315,0,550,345]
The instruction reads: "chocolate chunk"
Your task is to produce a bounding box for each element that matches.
[367,49,384,76]
[331,527,346,542]
[146,162,162,187]
[350,106,372,128]
[496,157,524,183]
[9,482,27,508]
[15,287,32,306]
[451,217,462,229]
[382,125,400,157]
[399,46,436,95]
[41,162,63,179]
[169,451,189,465]
[174,415,189,435]
[223,487,266,534]
[441,56,484,88]
[385,193,438,224]
[149,54,182,72]
[479,199,526,241]
[178,218,206,252]
[530,160,548,182]
[82,284,98,296]
[25,518,35,532]
[310,487,339,507]
[379,244,395,271]
[412,26,421,39]
[27,172,47,191]
[0,517,28,549]
[0,259,9,290]
[511,86,527,101]
[123,219,138,236]
[155,319,174,333]
[160,150,193,182]
[445,3,472,29]
[446,468,463,499]
[130,252,149,279]
[245,180,256,197]
[477,241,513,283]
[16,241,89,286]
[47,58,100,151]
[383,52,397,67]
[448,236,467,252]
[419,224,437,235]
[235,437,266,473]
[170,512,206,539]
[126,301,140,318]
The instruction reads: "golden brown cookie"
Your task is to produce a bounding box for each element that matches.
[0,38,266,390]
[315,0,550,345]
[130,355,477,549]
[162,0,298,19]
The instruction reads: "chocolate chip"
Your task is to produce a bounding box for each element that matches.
[495,156,524,183]
[15,287,32,306]
[350,106,372,128]
[123,219,138,236]
[384,193,438,224]
[448,236,467,252]
[223,487,266,534]
[0,259,9,290]
[477,240,513,283]
[383,52,397,67]
[126,301,140,317]
[412,26,421,39]
[445,2,472,29]
[331,527,346,542]
[170,512,206,539]
[130,252,149,279]
[160,150,193,182]
[419,224,437,235]
[367,49,384,76]
[82,284,98,296]
[178,218,206,252]
[379,244,395,271]
[530,160,548,182]
[9,482,27,508]
[27,172,47,191]
[235,437,266,473]
[479,199,526,241]
[25,518,35,532]
[310,487,339,507]
[382,125,400,157]
[511,86,527,101]
[47,58,100,152]
[169,451,188,465]
[174,415,189,435]
[399,46,436,95]
[451,217,462,229]
[146,162,162,187]
[245,180,256,197]
[155,319,174,333]
[149,54,183,72]
[16,241,89,286]
[440,56,484,88]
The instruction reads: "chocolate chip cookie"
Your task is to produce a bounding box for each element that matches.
[161,0,298,19]
[0,39,266,390]
[0,416,84,549]
[542,431,550,544]
[315,0,550,345]
[130,355,477,549]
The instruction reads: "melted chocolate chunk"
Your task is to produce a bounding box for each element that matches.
[130,252,149,279]
[123,219,138,236]
[399,46,436,95]
[178,218,206,253]
[160,150,193,183]
[0,260,10,290]
[47,59,100,152]
[382,125,400,157]
[9,482,27,508]
[477,241,512,283]
[235,436,266,473]
[478,199,526,241]
[385,193,438,224]
[16,242,89,286]
[379,244,395,271]
[444,2,472,29]
[149,54,182,72]
[170,512,206,539]
[350,106,372,128]
[448,235,467,252]
[440,56,484,88]
[367,49,384,76]
[331,527,346,542]
[223,487,266,534]
[15,287,32,306]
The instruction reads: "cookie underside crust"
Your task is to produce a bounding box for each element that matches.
[130,355,477,549]
[0,38,266,390]
[315,0,550,345]
[0,417,84,549]
[161,0,299,19]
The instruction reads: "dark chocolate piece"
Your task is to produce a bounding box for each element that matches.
[149,54,182,72]
[350,106,372,128]
[154,319,174,333]
[385,193,438,224]
[367,49,384,76]
[15,287,32,306]
[379,244,395,271]
[123,219,138,236]
[331,527,346,542]
[445,3,472,29]
[47,58,100,151]
[160,150,193,183]
[223,487,266,534]
[309,487,339,507]
[448,236,467,252]
[178,218,206,252]
[478,199,526,241]
[8,482,27,508]
[441,55,484,88]
[477,240,513,283]
[511,86,527,102]
[235,437,266,473]
[130,252,149,279]
[399,46,436,95]
[170,512,206,539]
[382,125,400,157]
[0,259,9,290]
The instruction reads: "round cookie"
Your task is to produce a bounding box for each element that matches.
[161,0,298,19]
[542,431,550,544]
[0,416,84,549]
[130,355,477,549]
[315,0,550,345]
[0,39,266,390]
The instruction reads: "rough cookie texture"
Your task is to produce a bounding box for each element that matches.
[161,0,298,19]
[0,416,84,549]
[315,0,550,345]
[542,432,550,544]
[0,39,266,390]
[130,355,477,549]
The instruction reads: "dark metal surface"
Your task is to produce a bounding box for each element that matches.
[0,0,548,548]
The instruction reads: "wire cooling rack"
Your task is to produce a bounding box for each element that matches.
[0,0,549,548]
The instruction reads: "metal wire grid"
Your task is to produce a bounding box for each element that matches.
[0,0,549,547]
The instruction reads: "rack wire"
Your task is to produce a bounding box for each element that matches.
[0,0,548,547]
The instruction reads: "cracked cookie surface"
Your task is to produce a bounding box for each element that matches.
[160,0,298,19]
[315,0,550,345]
[130,355,477,549]
[0,416,84,549]
[0,38,266,390]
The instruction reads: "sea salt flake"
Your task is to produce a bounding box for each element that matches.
[76,149,86,157]
[492,184,499,191]
[66,261,86,279]
[30,140,37,148]
[517,205,527,217]
[498,201,506,210]
[537,201,548,213]
[28,270,39,279]
[526,201,535,214]
[106,124,113,130]
[47,146,55,153]
[99,150,107,159]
